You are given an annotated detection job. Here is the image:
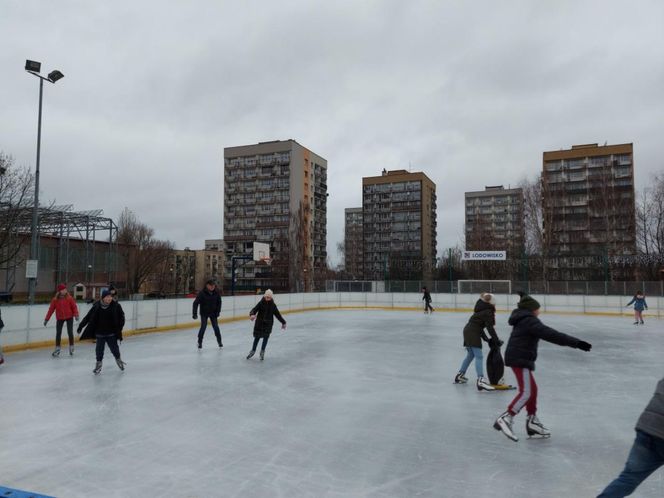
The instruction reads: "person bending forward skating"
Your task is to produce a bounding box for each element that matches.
[454,292,501,391]
[597,376,664,497]
[77,289,126,374]
[493,292,592,442]
[247,289,286,361]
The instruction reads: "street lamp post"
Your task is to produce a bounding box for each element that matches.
[25,60,64,304]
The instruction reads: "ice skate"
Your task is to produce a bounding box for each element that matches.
[93,361,102,375]
[115,358,126,371]
[477,377,495,391]
[633,321,639,325]
[454,372,468,384]
[246,350,255,359]
[494,411,518,442]
[197,342,202,349]
[218,342,223,348]
[52,348,61,357]
[260,350,265,361]
[69,345,75,356]
[526,415,550,438]
[0,356,5,366]
[640,320,644,324]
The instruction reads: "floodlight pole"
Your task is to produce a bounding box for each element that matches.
[27,77,44,305]
[25,61,63,304]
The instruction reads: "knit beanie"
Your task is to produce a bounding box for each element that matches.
[517,291,540,311]
[101,289,112,299]
[264,289,274,298]
[57,284,67,292]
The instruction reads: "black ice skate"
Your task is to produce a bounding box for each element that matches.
[454,372,468,384]
[640,320,644,324]
[93,361,102,375]
[52,348,61,357]
[526,415,550,438]
[493,411,518,442]
[260,350,265,361]
[634,321,639,325]
[246,350,255,359]
[197,342,202,349]
[115,358,126,371]
[218,342,223,348]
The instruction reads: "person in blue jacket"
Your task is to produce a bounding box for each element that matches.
[626,291,648,325]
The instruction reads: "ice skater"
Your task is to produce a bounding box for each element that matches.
[44,284,79,356]
[422,287,434,314]
[454,292,501,391]
[626,291,648,325]
[247,289,286,361]
[596,376,664,497]
[77,289,126,374]
[493,292,592,442]
[192,279,223,349]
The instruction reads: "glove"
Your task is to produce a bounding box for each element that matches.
[75,316,79,322]
[497,339,504,347]
[43,320,48,327]
[577,341,592,352]
[192,314,197,320]
[250,315,256,321]
[281,323,287,330]
[76,327,82,334]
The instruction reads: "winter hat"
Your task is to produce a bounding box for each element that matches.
[101,289,112,299]
[264,289,274,298]
[480,292,496,306]
[57,284,67,292]
[206,279,216,286]
[517,291,540,311]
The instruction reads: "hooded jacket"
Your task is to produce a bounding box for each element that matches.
[636,377,664,440]
[45,294,79,321]
[463,299,499,348]
[503,308,583,370]
[78,301,125,340]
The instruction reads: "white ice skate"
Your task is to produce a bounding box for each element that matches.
[69,345,75,356]
[526,415,550,438]
[115,358,126,371]
[260,350,265,361]
[93,361,102,375]
[494,411,518,442]
[477,377,495,391]
[246,350,255,359]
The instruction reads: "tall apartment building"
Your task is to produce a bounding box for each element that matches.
[465,186,524,256]
[362,170,437,280]
[224,140,327,292]
[542,143,636,279]
[344,208,363,279]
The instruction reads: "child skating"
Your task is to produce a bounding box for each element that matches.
[493,292,592,442]
[422,287,434,314]
[626,291,648,325]
[44,283,79,356]
[77,290,126,374]
[454,292,501,391]
[247,289,286,361]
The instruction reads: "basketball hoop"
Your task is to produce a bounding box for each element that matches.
[258,257,272,266]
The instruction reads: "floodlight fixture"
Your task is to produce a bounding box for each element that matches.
[25,60,41,72]
[48,70,64,83]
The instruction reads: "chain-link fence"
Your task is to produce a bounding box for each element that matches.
[326,280,664,296]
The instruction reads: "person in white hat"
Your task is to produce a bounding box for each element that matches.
[247,289,286,361]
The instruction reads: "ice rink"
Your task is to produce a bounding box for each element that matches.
[1,309,663,498]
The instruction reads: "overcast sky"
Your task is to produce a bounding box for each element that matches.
[2,0,663,266]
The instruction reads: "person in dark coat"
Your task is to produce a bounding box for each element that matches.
[0,305,4,366]
[192,279,222,349]
[493,292,592,442]
[597,376,664,497]
[422,287,434,314]
[454,293,501,391]
[247,289,286,361]
[77,289,126,375]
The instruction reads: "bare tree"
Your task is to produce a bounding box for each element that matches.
[116,208,174,295]
[0,153,34,274]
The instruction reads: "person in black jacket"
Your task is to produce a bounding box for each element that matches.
[493,292,592,442]
[422,287,434,314]
[246,289,286,361]
[77,289,126,375]
[454,293,501,391]
[0,305,4,366]
[192,280,222,349]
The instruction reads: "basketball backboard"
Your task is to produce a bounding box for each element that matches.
[253,241,271,264]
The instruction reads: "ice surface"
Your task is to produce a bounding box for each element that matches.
[1,310,663,497]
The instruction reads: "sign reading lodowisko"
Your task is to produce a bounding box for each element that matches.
[461,250,507,261]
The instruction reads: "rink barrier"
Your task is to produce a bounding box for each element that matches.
[1,292,661,354]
